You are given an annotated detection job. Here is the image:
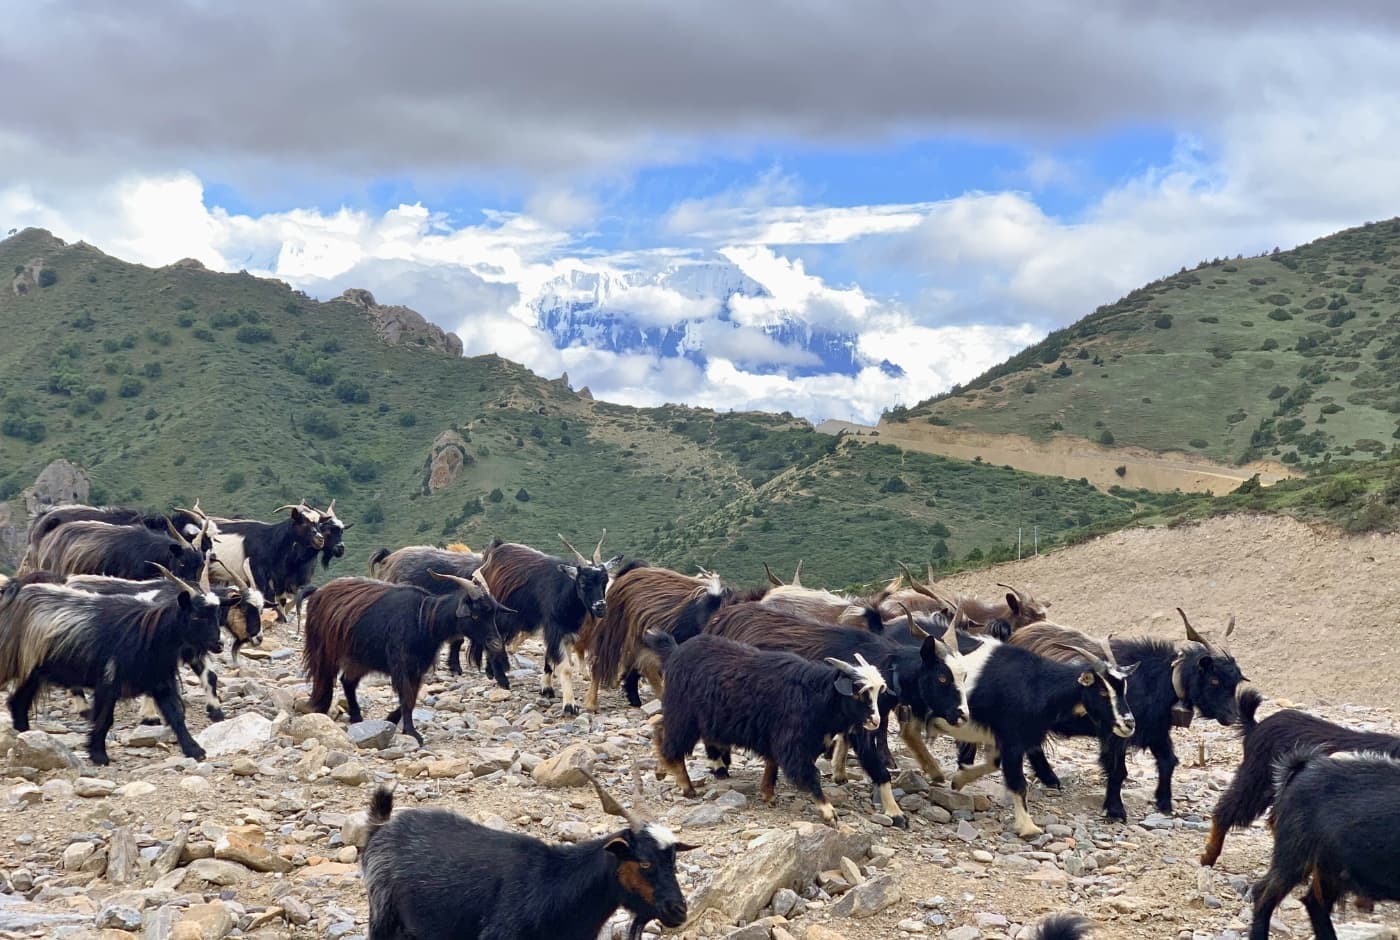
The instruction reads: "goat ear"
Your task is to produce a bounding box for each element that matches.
[834,675,855,697]
[558,564,579,580]
[1117,662,1140,678]
[674,842,699,853]
[1198,654,1214,671]
[1078,670,1095,687]
[604,835,632,858]
[1005,593,1022,616]
[176,592,193,610]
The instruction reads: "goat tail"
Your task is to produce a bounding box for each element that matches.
[365,785,395,848]
[1272,745,1323,797]
[1031,914,1091,940]
[368,548,390,576]
[295,584,318,622]
[1237,685,1264,735]
[642,628,678,666]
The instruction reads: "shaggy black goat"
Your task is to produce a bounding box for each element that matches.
[474,534,613,715]
[366,543,505,685]
[705,602,968,828]
[65,556,264,724]
[999,608,1246,821]
[0,566,222,764]
[1201,687,1400,867]
[928,630,1137,838]
[209,503,325,621]
[1032,915,1092,940]
[646,630,886,826]
[300,573,505,742]
[29,518,207,582]
[1248,750,1400,940]
[361,770,694,940]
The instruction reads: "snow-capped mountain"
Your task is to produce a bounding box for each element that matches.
[528,258,865,376]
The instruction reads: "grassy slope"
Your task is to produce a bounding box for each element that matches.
[0,230,1142,586]
[908,219,1400,466]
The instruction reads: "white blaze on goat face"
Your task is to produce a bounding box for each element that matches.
[644,823,677,849]
[850,654,887,731]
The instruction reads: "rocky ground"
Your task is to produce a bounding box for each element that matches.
[9,510,1400,940]
[1,619,1398,940]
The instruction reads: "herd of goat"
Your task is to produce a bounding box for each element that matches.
[0,501,1396,939]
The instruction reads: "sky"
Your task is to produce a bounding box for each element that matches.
[5,1,1400,423]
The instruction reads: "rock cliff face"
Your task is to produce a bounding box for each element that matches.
[336,289,463,356]
[0,459,91,570]
[426,430,470,493]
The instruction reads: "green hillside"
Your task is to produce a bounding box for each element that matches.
[0,229,1142,586]
[907,219,1400,466]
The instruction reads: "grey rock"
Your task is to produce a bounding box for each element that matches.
[96,904,144,931]
[715,789,749,810]
[723,926,770,940]
[771,888,799,917]
[342,811,371,848]
[831,873,901,918]
[681,804,730,827]
[106,826,140,884]
[186,858,251,886]
[196,712,273,757]
[946,927,982,940]
[280,896,314,926]
[348,720,398,750]
[927,788,975,812]
[688,825,872,924]
[9,730,80,770]
[954,820,979,843]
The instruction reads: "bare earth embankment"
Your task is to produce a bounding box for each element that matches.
[0,515,1396,940]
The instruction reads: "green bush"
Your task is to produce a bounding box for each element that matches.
[333,380,370,404]
[222,470,246,493]
[236,325,274,344]
[1053,361,1073,377]
[319,464,352,495]
[930,521,951,537]
[1154,314,1173,329]
[37,269,57,288]
[399,412,417,427]
[515,487,531,502]
[85,386,107,404]
[1268,385,1289,400]
[118,377,144,398]
[488,488,504,503]
[1260,338,1280,351]
[302,409,340,438]
[1268,308,1292,321]
[142,361,162,379]
[1319,476,1365,508]
[879,475,909,493]
[1099,430,1116,445]
[1321,403,1343,415]
[1189,438,1208,448]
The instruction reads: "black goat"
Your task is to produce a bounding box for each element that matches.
[0,566,222,764]
[362,770,693,940]
[367,544,504,685]
[705,602,968,828]
[25,503,212,553]
[646,630,886,826]
[1202,687,1400,866]
[928,631,1137,838]
[29,519,206,582]
[300,573,505,742]
[474,534,613,715]
[1249,750,1400,940]
[1032,915,1092,940]
[65,556,264,724]
[210,503,325,621]
[1000,609,1245,821]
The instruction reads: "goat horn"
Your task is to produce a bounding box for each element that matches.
[1224,614,1236,638]
[926,562,936,584]
[198,557,212,594]
[897,563,941,602]
[1054,642,1108,674]
[886,572,905,592]
[592,529,606,566]
[763,563,784,587]
[271,504,300,515]
[899,603,928,639]
[1176,607,1209,646]
[325,498,337,517]
[174,503,206,522]
[581,769,645,831]
[149,562,197,596]
[557,534,588,565]
[791,560,803,588]
[824,657,861,678]
[1100,633,1122,669]
[429,569,484,599]
[242,558,256,593]
[996,582,1029,604]
[165,518,194,550]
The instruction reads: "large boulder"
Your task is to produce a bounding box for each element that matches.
[9,730,81,772]
[195,713,273,757]
[22,459,91,515]
[531,743,596,788]
[427,430,470,493]
[688,825,873,926]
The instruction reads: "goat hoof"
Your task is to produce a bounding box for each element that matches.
[89,751,110,767]
[1106,807,1127,822]
[891,814,910,830]
[711,767,729,780]
[540,687,555,699]
[1155,800,1173,814]
[562,704,579,717]
[1016,824,1043,839]
[1199,854,1216,867]
[681,786,697,799]
[186,746,207,762]
[206,709,225,723]
[139,717,162,727]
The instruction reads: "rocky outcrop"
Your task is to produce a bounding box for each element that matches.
[11,259,44,296]
[22,459,90,515]
[336,288,463,356]
[427,430,470,493]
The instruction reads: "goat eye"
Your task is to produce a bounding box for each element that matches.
[1210,678,1220,686]
[1099,688,1110,698]
[938,676,949,684]
[639,862,654,871]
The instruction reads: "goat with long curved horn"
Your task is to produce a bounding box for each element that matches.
[592,529,607,566]
[1176,607,1211,648]
[557,534,589,566]
[763,562,784,587]
[429,568,486,600]
[581,768,646,831]
[790,560,803,588]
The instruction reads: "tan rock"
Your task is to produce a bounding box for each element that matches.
[531,743,596,788]
[215,830,293,874]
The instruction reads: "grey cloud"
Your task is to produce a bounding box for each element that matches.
[7,1,1400,180]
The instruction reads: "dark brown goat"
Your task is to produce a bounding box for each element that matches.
[301,574,505,742]
[577,566,736,713]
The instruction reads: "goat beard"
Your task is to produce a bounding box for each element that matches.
[626,916,651,940]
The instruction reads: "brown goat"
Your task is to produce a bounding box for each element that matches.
[577,566,732,712]
[882,566,1049,634]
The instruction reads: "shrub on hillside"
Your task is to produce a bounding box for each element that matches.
[1154,314,1173,329]
[37,269,57,288]
[118,377,144,398]
[1099,430,1116,445]
[302,409,340,438]
[236,325,274,343]
[1268,308,1292,321]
